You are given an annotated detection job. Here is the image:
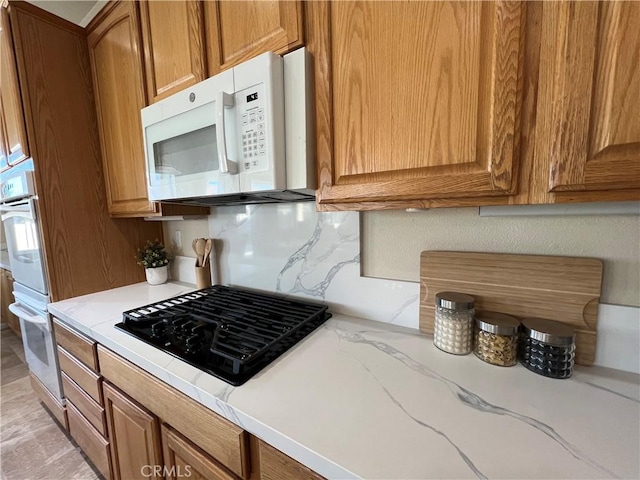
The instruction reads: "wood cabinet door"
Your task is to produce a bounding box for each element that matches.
[103,381,163,480]
[87,2,158,217]
[204,0,304,75]
[251,437,323,480]
[66,402,111,478]
[162,424,237,480]
[537,1,640,195]
[0,5,29,165]
[0,268,20,337]
[308,1,524,207]
[0,103,9,171]
[139,0,206,103]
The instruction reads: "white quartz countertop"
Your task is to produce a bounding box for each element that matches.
[49,282,640,480]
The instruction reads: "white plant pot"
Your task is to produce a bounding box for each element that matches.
[145,265,168,285]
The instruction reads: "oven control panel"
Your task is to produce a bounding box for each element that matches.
[0,170,36,202]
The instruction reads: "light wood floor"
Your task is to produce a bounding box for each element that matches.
[1,327,101,480]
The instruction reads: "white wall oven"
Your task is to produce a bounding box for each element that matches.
[0,169,47,295]
[1,168,63,403]
[9,283,63,401]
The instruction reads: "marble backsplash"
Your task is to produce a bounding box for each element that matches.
[205,202,420,328]
[166,202,638,373]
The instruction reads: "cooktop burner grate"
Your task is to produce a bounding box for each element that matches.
[116,285,331,385]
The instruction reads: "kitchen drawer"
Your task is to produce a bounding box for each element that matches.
[61,372,106,436]
[57,346,102,404]
[97,345,250,479]
[53,318,98,371]
[67,401,111,479]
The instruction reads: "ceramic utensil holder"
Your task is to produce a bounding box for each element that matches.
[195,265,212,289]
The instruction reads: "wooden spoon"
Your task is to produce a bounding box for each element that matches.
[203,238,213,267]
[194,238,206,267]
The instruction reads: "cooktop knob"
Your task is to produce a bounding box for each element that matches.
[151,320,168,339]
[181,320,196,333]
[185,333,205,355]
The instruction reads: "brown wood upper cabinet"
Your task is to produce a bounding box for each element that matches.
[139,0,206,103]
[86,1,213,217]
[86,0,302,218]
[138,0,305,99]
[0,109,9,171]
[205,0,304,75]
[0,4,29,166]
[3,1,164,299]
[536,1,640,195]
[87,1,157,217]
[308,1,524,208]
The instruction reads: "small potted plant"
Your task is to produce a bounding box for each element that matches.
[136,239,170,285]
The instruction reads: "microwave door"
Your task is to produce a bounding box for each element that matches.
[144,103,240,201]
[143,72,240,201]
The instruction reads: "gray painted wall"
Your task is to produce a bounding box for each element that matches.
[362,208,640,307]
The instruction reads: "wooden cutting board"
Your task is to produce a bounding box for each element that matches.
[419,251,603,366]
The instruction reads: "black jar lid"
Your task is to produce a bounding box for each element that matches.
[476,311,520,336]
[435,292,475,311]
[521,318,576,346]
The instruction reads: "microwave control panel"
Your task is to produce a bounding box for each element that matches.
[238,84,267,171]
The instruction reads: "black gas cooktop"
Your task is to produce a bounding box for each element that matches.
[116,285,331,386]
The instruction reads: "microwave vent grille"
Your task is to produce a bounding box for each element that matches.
[164,190,315,207]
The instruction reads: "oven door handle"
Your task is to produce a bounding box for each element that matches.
[8,302,48,326]
[1,211,35,222]
[0,198,36,221]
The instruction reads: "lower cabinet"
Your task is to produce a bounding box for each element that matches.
[101,379,240,480]
[67,401,111,478]
[98,344,249,479]
[102,378,242,480]
[103,381,163,480]
[162,424,237,480]
[49,326,325,480]
[96,344,327,479]
[53,320,110,477]
[0,268,20,337]
[251,437,324,480]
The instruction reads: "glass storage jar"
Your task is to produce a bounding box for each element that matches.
[474,312,520,366]
[519,318,576,379]
[433,292,475,355]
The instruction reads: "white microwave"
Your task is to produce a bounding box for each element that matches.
[141,48,315,205]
